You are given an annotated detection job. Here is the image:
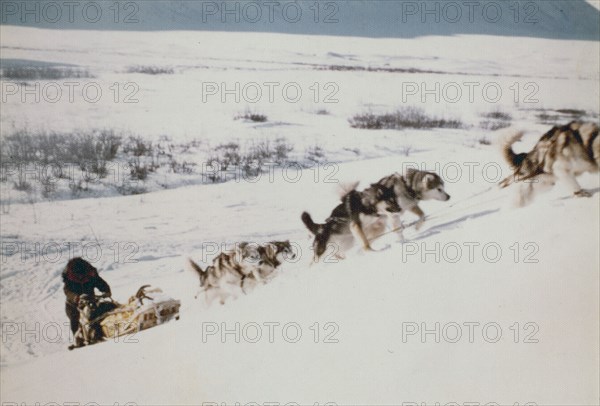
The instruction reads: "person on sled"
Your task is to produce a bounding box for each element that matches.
[62,257,113,338]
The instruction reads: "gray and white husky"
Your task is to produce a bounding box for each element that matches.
[301,169,450,261]
[499,121,599,206]
[188,241,296,304]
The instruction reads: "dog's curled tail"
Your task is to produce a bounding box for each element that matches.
[500,130,527,169]
[498,129,528,189]
[301,212,322,236]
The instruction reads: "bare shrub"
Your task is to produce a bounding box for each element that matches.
[273,138,294,164]
[214,143,242,169]
[206,138,297,182]
[536,111,560,125]
[96,130,122,160]
[555,109,586,117]
[479,120,512,131]
[127,156,157,181]
[0,129,122,170]
[305,145,326,164]
[123,136,152,157]
[68,180,88,198]
[169,159,197,174]
[349,107,463,130]
[0,66,92,80]
[40,177,56,198]
[481,110,512,121]
[126,66,174,75]
[0,129,124,193]
[235,112,268,123]
[479,109,512,131]
[13,178,32,192]
[115,182,147,195]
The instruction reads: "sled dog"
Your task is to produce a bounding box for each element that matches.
[301,169,450,261]
[73,294,100,347]
[241,241,297,292]
[71,294,117,349]
[499,121,599,206]
[188,241,295,304]
[376,168,451,238]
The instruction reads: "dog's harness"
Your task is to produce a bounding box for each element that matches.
[234,267,247,282]
[219,253,250,283]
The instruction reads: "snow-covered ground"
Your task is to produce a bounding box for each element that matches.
[1,24,599,405]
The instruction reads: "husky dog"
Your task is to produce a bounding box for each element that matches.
[301,182,402,261]
[301,169,450,261]
[262,241,296,273]
[188,252,255,305]
[188,241,295,304]
[70,294,117,349]
[241,241,297,291]
[499,121,599,206]
[73,294,99,347]
[377,169,451,240]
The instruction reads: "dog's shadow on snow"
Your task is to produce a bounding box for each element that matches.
[588,187,600,196]
[589,187,600,195]
[411,209,500,241]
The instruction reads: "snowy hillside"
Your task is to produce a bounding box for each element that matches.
[1,17,599,406]
[1,154,599,404]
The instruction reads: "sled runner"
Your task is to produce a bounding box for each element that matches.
[69,285,180,350]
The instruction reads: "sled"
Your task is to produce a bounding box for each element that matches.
[100,285,181,339]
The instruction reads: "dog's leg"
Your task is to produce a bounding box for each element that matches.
[554,167,590,197]
[81,325,90,346]
[73,329,84,348]
[514,174,556,207]
[78,310,91,346]
[516,183,534,207]
[350,222,373,251]
[409,206,426,230]
[388,212,405,242]
[241,274,257,294]
[499,175,513,189]
[250,267,263,283]
[242,277,259,294]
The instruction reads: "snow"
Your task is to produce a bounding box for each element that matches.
[1,25,599,405]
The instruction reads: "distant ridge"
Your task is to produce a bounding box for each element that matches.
[1,0,599,40]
